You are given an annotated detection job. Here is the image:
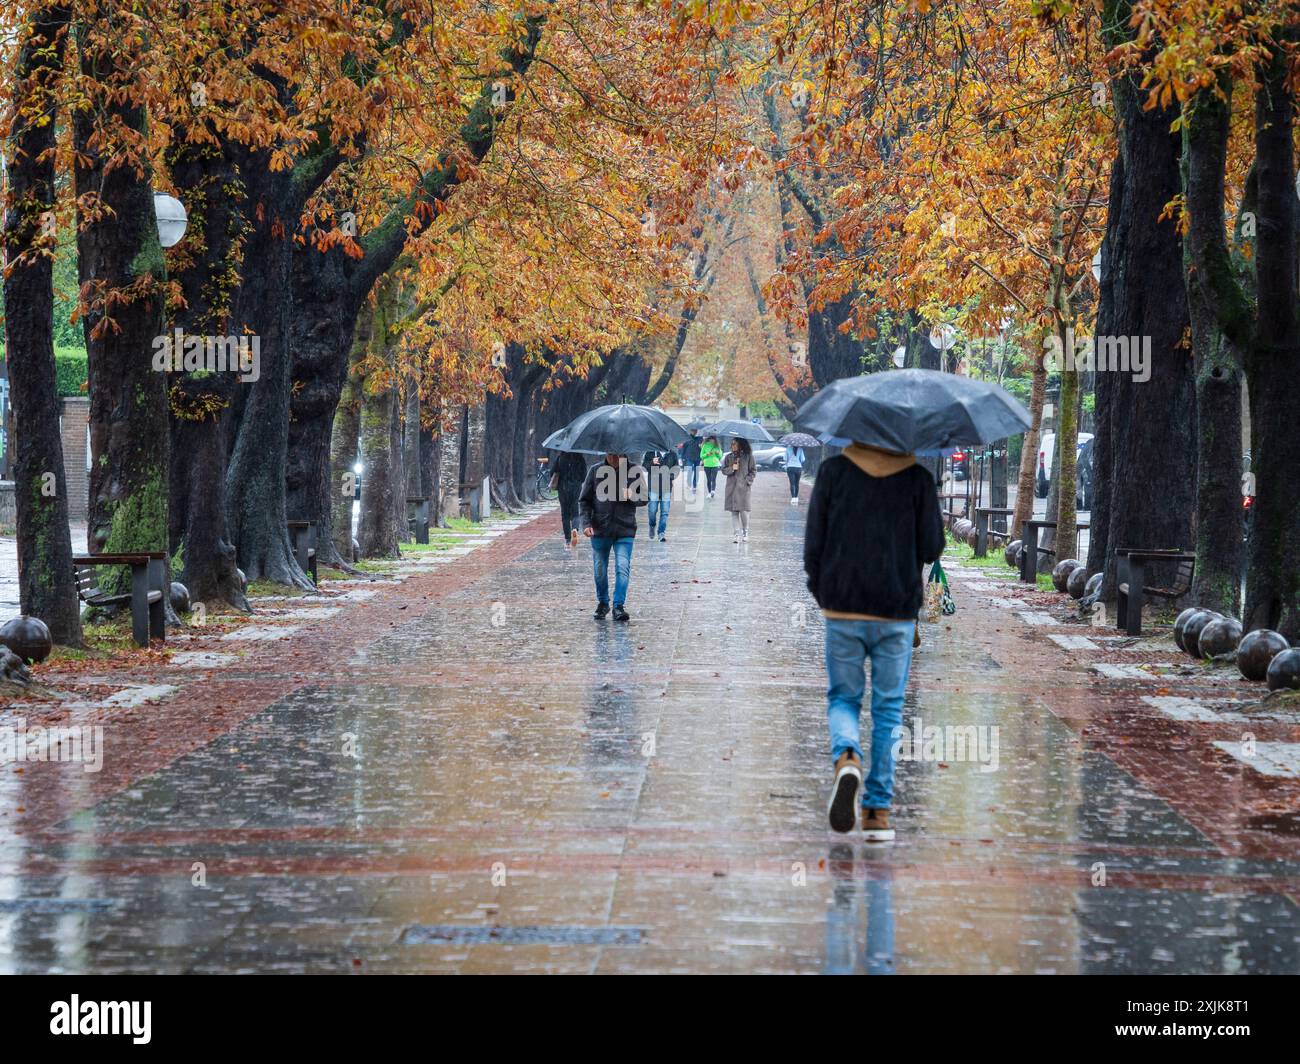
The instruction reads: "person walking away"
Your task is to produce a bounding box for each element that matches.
[681,432,703,492]
[550,451,589,547]
[642,447,678,541]
[803,442,944,841]
[721,437,757,542]
[785,445,806,506]
[579,452,648,622]
[700,435,723,497]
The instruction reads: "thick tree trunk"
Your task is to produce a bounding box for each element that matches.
[328,316,367,564]
[357,379,401,558]
[464,402,487,518]
[224,156,311,587]
[1011,340,1048,538]
[165,127,249,608]
[436,409,463,527]
[1,3,81,645]
[73,35,170,598]
[1242,53,1300,639]
[1182,83,1246,615]
[1054,357,1081,566]
[1095,11,1195,601]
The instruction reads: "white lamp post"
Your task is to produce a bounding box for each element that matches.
[153,191,188,248]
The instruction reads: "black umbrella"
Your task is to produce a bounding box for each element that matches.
[542,404,689,456]
[794,369,1030,454]
[698,419,775,443]
[778,432,821,448]
[684,418,711,431]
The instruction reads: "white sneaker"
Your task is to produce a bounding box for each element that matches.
[733,535,739,544]
[742,530,748,541]
[790,496,799,507]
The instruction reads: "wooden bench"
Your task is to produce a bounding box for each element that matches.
[458,479,489,522]
[73,552,166,648]
[974,507,1015,557]
[406,496,431,544]
[287,520,318,583]
[1116,548,1195,636]
[1019,519,1090,583]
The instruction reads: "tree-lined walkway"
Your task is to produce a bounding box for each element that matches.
[1,476,1297,973]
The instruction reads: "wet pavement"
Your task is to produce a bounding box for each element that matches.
[1,476,1298,973]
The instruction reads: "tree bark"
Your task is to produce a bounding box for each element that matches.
[1095,2,1196,602]
[1,2,81,645]
[73,29,170,601]
[328,312,368,564]
[1242,51,1300,638]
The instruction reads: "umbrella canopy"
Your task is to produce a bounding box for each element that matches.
[794,369,1030,453]
[684,418,711,431]
[778,432,821,449]
[698,419,775,443]
[542,404,689,456]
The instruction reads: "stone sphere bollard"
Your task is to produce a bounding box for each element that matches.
[237,568,248,592]
[1004,540,1022,568]
[1182,611,1221,659]
[1196,616,1242,659]
[1237,629,1290,682]
[1052,558,1082,593]
[1266,648,1300,691]
[1084,572,1103,599]
[0,615,54,664]
[952,519,972,542]
[169,581,191,614]
[1067,565,1090,599]
[1173,607,1204,652]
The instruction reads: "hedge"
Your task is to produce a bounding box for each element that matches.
[0,345,89,397]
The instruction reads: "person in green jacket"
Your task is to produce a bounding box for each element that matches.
[700,436,723,497]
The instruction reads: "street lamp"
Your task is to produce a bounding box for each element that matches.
[153,191,188,248]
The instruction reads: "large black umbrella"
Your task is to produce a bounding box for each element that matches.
[698,419,775,443]
[542,404,689,456]
[795,369,1030,453]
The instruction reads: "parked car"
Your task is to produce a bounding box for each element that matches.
[1035,431,1094,504]
[951,449,970,481]
[752,444,786,470]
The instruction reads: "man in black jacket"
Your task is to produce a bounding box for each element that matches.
[579,453,648,622]
[681,432,703,491]
[803,442,944,841]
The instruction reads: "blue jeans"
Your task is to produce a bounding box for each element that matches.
[647,493,670,535]
[686,462,700,489]
[591,536,634,606]
[825,618,915,809]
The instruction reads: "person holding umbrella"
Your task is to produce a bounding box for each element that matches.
[579,453,648,622]
[700,435,723,497]
[780,432,818,506]
[798,369,1031,841]
[721,437,757,542]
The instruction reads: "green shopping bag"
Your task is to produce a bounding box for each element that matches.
[926,559,957,620]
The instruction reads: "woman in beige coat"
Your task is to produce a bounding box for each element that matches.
[722,437,758,542]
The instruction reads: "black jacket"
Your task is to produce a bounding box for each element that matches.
[551,451,588,497]
[579,460,648,538]
[641,449,679,495]
[682,437,703,464]
[803,457,944,620]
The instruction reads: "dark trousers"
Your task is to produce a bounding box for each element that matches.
[559,489,581,542]
[787,467,802,497]
[704,467,719,493]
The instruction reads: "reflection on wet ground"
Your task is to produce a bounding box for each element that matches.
[1,477,1297,972]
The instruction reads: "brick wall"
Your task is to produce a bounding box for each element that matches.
[59,397,89,522]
